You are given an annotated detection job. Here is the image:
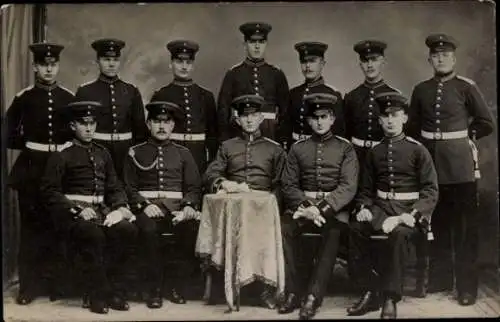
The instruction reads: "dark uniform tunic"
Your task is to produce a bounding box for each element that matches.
[217,58,290,144]
[6,80,74,294]
[204,131,286,194]
[150,79,217,173]
[350,133,438,301]
[344,79,401,168]
[408,73,494,296]
[287,77,345,147]
[123,138,202,292]
[40,140,137,298]
[280,131,358,301]
[75,75,147,179]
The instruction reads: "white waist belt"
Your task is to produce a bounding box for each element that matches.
[377,190,419,200]
[351,137,381,148]
[421,129,468,140]
[139,191,183,199]
[65,194,104,203]
[304,191,329,199]
[26,141,72,152]
[94,132,132,141]
[293,132,311,141]
[170,133,206,141]
[261,112,276,120]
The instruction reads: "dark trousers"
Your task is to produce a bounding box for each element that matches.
[17,190,58,295]
[134,213,198,293]
[67,220,137,299]
[349,221,416,302]
[281,215,345,302]
[429,182,479,296]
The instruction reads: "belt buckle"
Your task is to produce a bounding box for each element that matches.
[434,132,442,140]
[387,191,396,200]
[48,144,57,152]
[316,191,325,200]
[364,141,372,148]
[111,133,120,141]
[185,134,192,140]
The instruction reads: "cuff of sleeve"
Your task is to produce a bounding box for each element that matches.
[317,199,335,218]
[181,200,197,210]
[298,199,314,209]
[70,206,84,217]
[212,177,225,193]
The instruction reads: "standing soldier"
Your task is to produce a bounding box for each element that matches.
[407,34,494,305]
[347,92,439,319]
[287,41,345,148]
[344,40,401,168]
[6,42,74,305]
[123,101,202,309]
[40,101,137,314]
[150,40,217,174]
[75,38,147,180]
[217,22,290,146]
[279,93,358,320]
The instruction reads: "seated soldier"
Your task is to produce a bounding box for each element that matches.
[346,92,438,319]
[204,94,287,309]
[123,101,202,309]
[40,101,137,314]
[279,93,359,320]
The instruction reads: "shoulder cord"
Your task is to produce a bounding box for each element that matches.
[129,150,159,171]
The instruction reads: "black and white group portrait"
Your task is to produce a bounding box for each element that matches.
[1,1,498,321]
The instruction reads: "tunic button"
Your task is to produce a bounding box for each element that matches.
[317,158,322,162]
[254,87,259,91]
[390,181,395,185]
[48,115,52,119]
[388,144,392,148]
[48,92,52,96]
[389,166,394,171]
[187,120,191,124]
[113,129,117,133]
[184,92,188,97]
[184,87,188,91]
[437,96,441,101]
[367,134,372,138]
[368,126,372,130]
[113,105,117,109]
[253,68,258,72]
[113,113,117,117]
[436,111,440,116]
[187,114,191,117]
[48,107,53,111]
[390,173,394,177]
[49,131,53,135]
[317,150,322,154]
[159,178,164,182]
[110,84,114,89]
[48,123,52,127]
[437,89,442,93]
[159,185,164,189]
[159,150,163,155]
[438,82,443,87]
[300,122,303,127]
[48,99,53,103]
[368,119,372,123]
[159,157,163,161]
[49,138,53,143]
[254,79,259,84]
[160,163,164,167]
[300,115,303,119]
[185,99,189,104]
[370,97,374,101]
[436,120,441,124]
[300,108,304,112]
[111,91,115,95]
[388,159,393,163]
[436,104,440,108]
[305,88,309,92]
[368,104,373,108]
[368,112,373,116]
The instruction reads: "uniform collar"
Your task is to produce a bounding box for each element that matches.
[305,76,325,88]
[172,77,194,87]
[433,71,456,83]
[98,74,119,84]
[311,130,333,142]
[72,138,93,148]
[363,78,385,89]
[244,57,266,67]
[382,132,405,144]
[35,79,58,91]
[239,129,262,142]
[148,137,172,147]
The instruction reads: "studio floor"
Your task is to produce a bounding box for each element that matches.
[3,265,500,321]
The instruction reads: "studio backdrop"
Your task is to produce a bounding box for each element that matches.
[40,1,497,269]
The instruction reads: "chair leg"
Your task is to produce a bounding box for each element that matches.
[203,271,212,303]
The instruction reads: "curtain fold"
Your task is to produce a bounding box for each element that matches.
[1,4,34,287]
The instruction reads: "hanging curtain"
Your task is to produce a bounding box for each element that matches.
[1,4,37,288]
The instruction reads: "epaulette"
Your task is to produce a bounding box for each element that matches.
[387,84,402,94]
[197,84,213,94]
[78,80,95,88]
[405,136,422,145]
[59,85,75,95]
[128,141,148,158]
[15,85,34,97]
[172,141,190,151]
[456,75,476,86]
[292,138,308,145]
[229,62,244,70]
[335,135,352,145]
[325,83,341,94]
[262,137,280,146]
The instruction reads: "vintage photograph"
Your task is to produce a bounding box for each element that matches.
[1,1,498,320]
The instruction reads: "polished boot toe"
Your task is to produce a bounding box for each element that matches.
[108,294,129,311]
[278,293,299,314]
[170,289,186,304]
[346,291,380,316]
[16,291,35,305]
[89,298,109,314]
[146,289,163,309]
[299,294,318,320]
[458,292,476,306]
[380,298,397,319]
